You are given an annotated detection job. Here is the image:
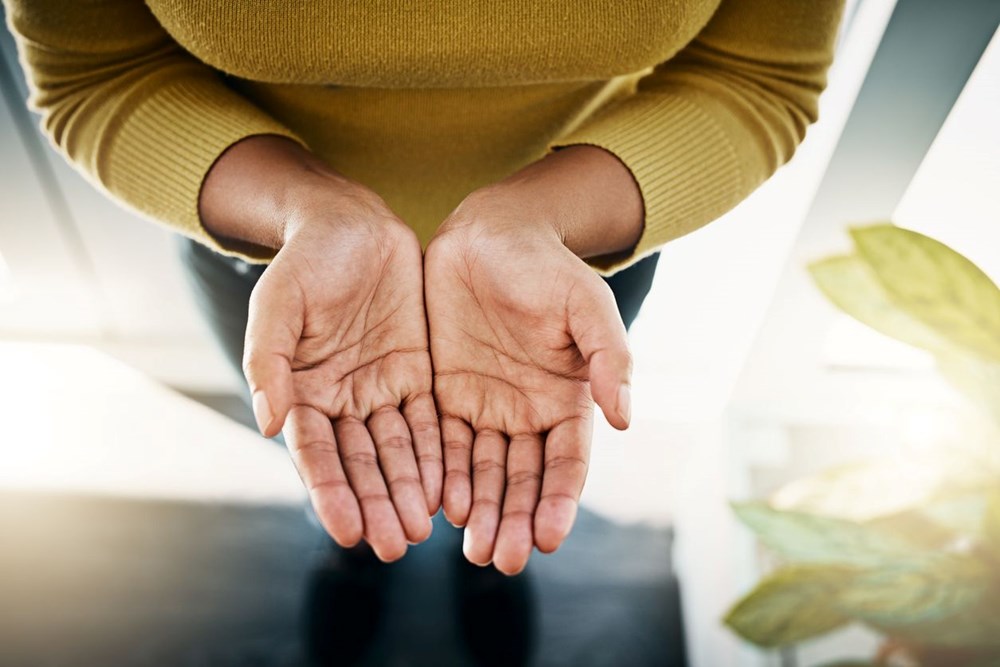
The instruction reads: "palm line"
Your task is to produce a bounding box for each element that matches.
[448,327,586,386]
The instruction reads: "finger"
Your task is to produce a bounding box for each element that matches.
[441,416,474,527]
[463,430,507,566]
[334,416,408,562]
[243,271,304,437]
[535,414,592,553]
[284,405,363,547]
[368,406,433,544]
[493,433,543,576]
[402,392,443,515]
[567,275,632,430]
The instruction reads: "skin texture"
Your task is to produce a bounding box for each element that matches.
[200,136,442,562]
[199,134,644,572]
[424,147,643,575]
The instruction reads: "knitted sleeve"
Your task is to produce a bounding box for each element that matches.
[3,0,308,261]
[548,0,846,276]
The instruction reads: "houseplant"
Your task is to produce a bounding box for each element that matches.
[724,223,1000,666]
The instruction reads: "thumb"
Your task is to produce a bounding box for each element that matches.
[566,273,633,431]
[242,266,303,438]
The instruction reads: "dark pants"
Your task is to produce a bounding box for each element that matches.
[178,237,660,397]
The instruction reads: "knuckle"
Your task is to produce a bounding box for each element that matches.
[241,349,257,377]
[376,435,411,451]
[294,440,339,457]
[409,420,441,437]
[589,272,617,303]
[471,498,501,510]
[387,475,422,491]
[541,490,580,504]
[246,283,265,312]
[416,453,444,466]
[444,469,471,483]
[342,452,379,468]
[621,347,634,373]
[472,459,504,475]
[443,440,472,454]
[307,477,352,494]
[506,470,542,487]
[545,455,587,472]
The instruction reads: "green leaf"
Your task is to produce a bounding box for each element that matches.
[867,486,997,548]
[809,254,953,354]
[732,501,925,566]
[850,224,1000,362]
[871,598,1000,648]
[724,564,855,647]
[866,509,957,550]
[921,491,991,537]
[770,459,947,522]
[836,554,988,626]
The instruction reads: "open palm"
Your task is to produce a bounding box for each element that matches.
[244,207,441,562]
[425,213,632,574]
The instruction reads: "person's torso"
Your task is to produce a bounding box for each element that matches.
[146,0,719,88]
[146,0,722,242]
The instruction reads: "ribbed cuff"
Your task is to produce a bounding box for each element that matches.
[101,71,309,263]
[548,93,744,277]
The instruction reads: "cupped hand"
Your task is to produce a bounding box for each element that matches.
[424,187,633,575]
[243,184,442,562]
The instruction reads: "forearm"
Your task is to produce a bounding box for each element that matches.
[5,0,315,259]
[487,144,645,259]
[205,138,643,261]
[199,134,361,254]
[539,0,844,275]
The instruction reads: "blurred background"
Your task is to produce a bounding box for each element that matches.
[1,0,999,666]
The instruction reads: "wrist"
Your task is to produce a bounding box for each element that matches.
[279,171,389,246]
[438,181,560,235]
[200,134,367,252]
[489,144,645,259]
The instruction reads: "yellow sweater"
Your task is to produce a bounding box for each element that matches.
[4,0,844,275]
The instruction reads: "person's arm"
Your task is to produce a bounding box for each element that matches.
[423,0,846,572]
[5,0,444,559]
[543,0,846,275]
[3,0,306,260]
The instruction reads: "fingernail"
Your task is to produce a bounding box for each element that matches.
[462,529,490,566]
[462,527,474,558]
[617,383,631,425]
[252,390,273,435]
